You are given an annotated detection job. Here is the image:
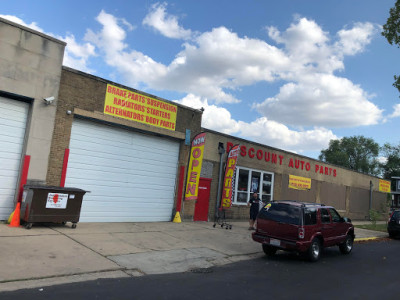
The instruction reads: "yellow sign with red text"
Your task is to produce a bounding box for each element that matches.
[289,175,311,190]
[185,133,206,201]
[379,179,391,193]
[221,144,240,209]
[104,84,177,131]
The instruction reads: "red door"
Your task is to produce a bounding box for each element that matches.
[194,178,212,221]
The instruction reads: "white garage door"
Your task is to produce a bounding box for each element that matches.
[0,97,29,220]
[66,119,180,222]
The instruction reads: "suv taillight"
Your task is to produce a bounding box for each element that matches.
[298,227,305,239]
[389,211,395,222]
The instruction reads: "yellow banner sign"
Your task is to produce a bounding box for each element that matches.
[185,133,206,201]
[221,144,240,209]
[104,84,177,131]
[379,179,391,193]
[289,175,311,190]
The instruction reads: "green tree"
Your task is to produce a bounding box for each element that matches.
[380,143,400,180]
[382,0,400,94]
[319,136,380,175]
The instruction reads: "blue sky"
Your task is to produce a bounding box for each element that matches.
[2,0,399,159]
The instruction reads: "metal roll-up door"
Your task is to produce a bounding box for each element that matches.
[0,97,29,219]
[65,119,180,222]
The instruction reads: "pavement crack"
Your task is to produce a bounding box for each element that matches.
[47,226,119,265]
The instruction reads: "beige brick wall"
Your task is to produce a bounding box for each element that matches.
[202,129,388,220]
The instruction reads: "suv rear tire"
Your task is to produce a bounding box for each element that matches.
[307,238,321,262]
[339,234,353,254]
[262,244,277,256]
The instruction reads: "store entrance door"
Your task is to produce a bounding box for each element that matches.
[194,178,211,221]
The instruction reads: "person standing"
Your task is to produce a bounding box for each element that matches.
[248,192,262,230]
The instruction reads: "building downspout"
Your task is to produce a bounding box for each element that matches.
[369,180,373,211]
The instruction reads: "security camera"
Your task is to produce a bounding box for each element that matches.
[43,96,55,105]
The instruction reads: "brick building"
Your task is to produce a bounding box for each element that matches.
[0,17,390,223]
[183,129,389,222]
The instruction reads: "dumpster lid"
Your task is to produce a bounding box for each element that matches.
[23,185,87,193]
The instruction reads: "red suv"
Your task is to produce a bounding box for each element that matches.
[252,201,355,261]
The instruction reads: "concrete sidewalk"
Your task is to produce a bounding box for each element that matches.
[0,220,389,292]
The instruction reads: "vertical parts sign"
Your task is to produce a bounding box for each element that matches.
[104,84,177,131]
[221,144,240,209]
[185,133,206,201]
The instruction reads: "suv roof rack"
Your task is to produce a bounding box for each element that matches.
[301,202,326,207]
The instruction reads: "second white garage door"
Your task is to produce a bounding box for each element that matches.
[65,119,180,222]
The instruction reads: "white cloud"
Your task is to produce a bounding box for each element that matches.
[84,10,167,88]
[267,18,342,75]
[176,94,337,153]
[236,118,338,152]
[377,156,388,164]
[62,34,96,72]
[85,10,130,55]
[176,94,240,134]
[254,73,383,127]
[336,22,378,56]
[389,103,400,118]
[143,2,192,40]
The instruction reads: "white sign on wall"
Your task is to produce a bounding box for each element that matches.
[46,193,68,209]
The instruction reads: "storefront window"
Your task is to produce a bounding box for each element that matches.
[237,169,249,204]
[233,166,274,205]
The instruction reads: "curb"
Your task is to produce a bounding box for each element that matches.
[354,237,389,243]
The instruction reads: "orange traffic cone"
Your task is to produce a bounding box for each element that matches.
[8,202,21,227]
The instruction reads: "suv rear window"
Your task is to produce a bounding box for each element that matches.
[259,203,301,225]
[392,211,400,219]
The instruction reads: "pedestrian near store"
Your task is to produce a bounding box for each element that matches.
[248,192,262,230]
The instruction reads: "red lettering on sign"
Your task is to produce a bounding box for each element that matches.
[187,183,196,195]
[226,142,233,153]
[225,142,339,178]
[189,172,198,182]
[191,160,199,169]
[265,152,270,162]
[256,149,263,160]
[249,148,255,158]
[240,145,247,157]
[289,158,294,168]
[192,148,201,158]
[295,159,300,169]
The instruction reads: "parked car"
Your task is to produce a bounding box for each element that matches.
[387,209,400,238]
[252,200,355,262]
